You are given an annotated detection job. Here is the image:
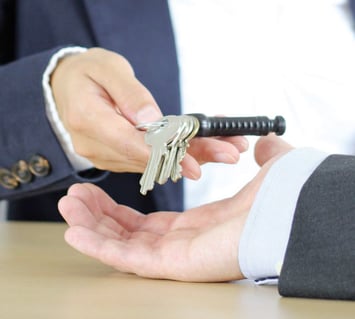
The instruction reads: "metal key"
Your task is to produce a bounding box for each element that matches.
[137,114,286,194]
[170,115,199,182]
[156,116,185,185]
[170,138,186,182]
[139,117,182,195]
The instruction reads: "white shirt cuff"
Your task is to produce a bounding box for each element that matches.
[42,46,94,171]
[238,148,329,281]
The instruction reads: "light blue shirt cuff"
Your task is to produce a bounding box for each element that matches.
[238,148,329,281]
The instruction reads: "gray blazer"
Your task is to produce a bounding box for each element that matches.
[279,155,355,300]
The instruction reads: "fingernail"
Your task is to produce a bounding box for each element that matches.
[136,105,162,124]
[183,167,200,180]
[214,153,238,164]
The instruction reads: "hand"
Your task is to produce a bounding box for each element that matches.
[51,47,248,178]
[58,134,293,282]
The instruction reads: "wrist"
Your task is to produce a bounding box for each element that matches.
[42,46,93,171]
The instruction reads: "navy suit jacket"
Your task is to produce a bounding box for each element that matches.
[0,0,184,220]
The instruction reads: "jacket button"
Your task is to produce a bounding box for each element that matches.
[28,154,51,177]
[12,160,32,183]
[0,168,19,189]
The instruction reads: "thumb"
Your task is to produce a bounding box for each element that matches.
[85,48,163,125]
[254,134,294,167]
[111,77,163,125]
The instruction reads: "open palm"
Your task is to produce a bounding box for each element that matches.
[59,182,248,281]
[58,135,293,282]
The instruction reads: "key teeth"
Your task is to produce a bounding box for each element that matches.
[139,182,148,195]
[171,162,182,183]
[139,115,196,195]
[139,178,152,195]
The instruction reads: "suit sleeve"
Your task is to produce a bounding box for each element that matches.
[279,155,355,300]
[0,49,107,200]
[0,0,107,200]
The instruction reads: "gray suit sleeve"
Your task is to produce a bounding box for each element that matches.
[279,155,355,300]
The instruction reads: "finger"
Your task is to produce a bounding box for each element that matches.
[70,132,148,172]
[59,185,130,239]
[76,184,182,234]
[254,134,294,166]
[68,93,150,170]
[58,76,149,160]
[214,136,249,153]
[180,154,201,180]
[188,137,240,164]
[64,226,160,276]
[86,48,162,124]
[74,183,148,232]
[58,194,97,227]
[58,195,126,239]
[66,183,116,220]
[64,226,131,271]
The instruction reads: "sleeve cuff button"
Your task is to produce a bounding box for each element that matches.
[28,154,51,177]
[0,168,19,189]
[12,160,32,183]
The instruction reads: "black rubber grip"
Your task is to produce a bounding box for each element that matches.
[189,114,286,137]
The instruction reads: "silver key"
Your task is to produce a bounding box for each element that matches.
[170,115,199,182]
[156,116,186,185]
[157,115,195,184]
[169,117,191,182]
[139,117,181,195]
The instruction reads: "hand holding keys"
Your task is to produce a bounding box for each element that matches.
[137,114,286,195]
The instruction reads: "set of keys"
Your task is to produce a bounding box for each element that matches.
[136,114,286,195]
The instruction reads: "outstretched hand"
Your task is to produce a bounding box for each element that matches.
[51,47,248,179]
[59,183,247,281]
[58,134,293,282]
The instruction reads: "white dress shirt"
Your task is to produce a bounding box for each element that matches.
[168,0,355,209]
[238,148,328,280]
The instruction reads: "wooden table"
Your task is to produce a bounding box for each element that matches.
[0,222,354,319]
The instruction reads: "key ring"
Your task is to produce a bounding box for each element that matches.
[135,119,168,131]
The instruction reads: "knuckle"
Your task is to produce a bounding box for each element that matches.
[65,111,85,133]
[112,55,135,76]
[87,47,135,75]
[72,144,93,159]
[92,162,105,170]
[120,82,154,109]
